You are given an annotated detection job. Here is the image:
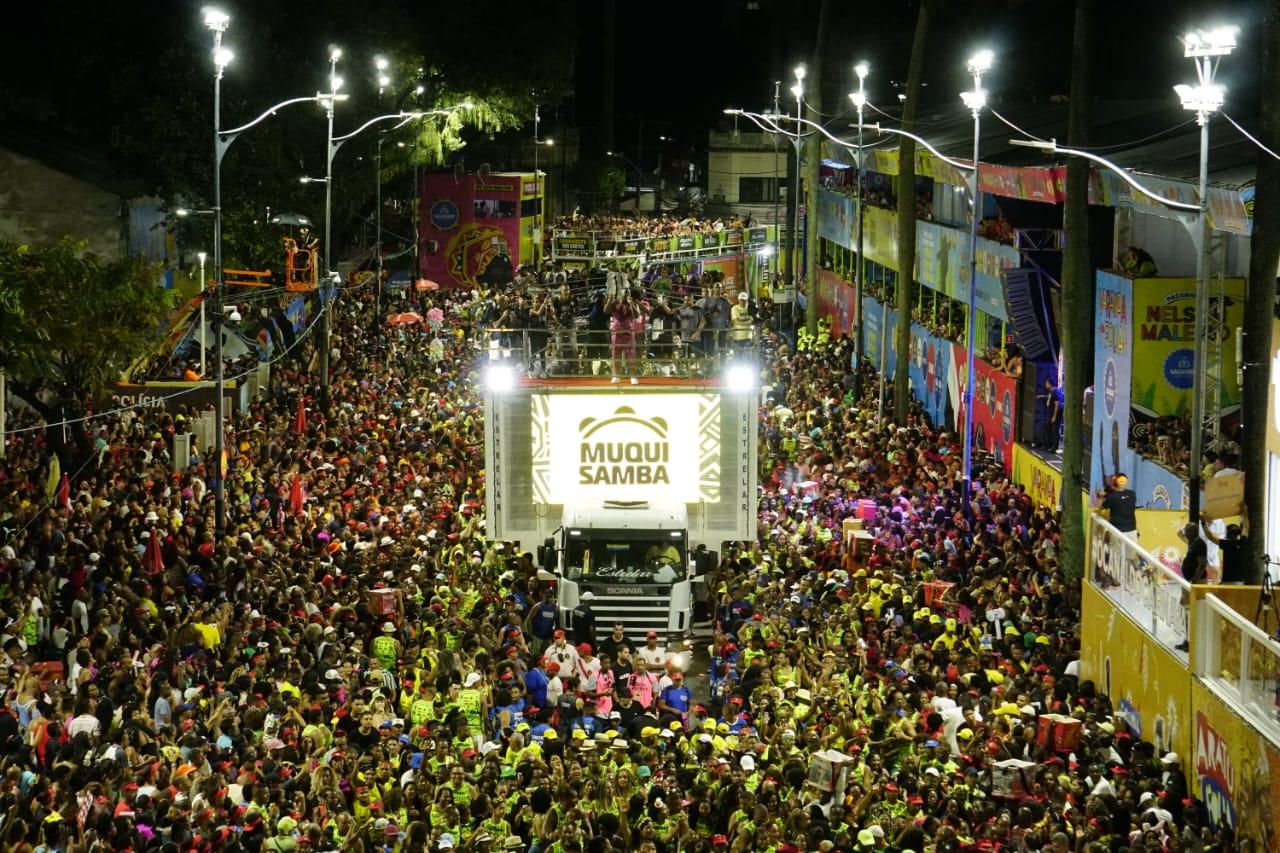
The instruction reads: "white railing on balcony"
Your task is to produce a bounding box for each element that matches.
[1196,593,1280,747]
[1089,513,1190,654]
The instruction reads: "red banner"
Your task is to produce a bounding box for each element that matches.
[817,269,859,338]
[950,346,1019,473]
[979,165,1065,204]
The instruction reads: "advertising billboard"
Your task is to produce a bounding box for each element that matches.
[949,345,1017,470]
[420,173,525,289]
[1190,681,1280,847]
[537,394,712,505]
[915,220,1017,322]
[1012,442,1062,510]
[1091,271,1135,495]
[817,189,855,250]
[1130,277,1245,418]
[817,270,858,338]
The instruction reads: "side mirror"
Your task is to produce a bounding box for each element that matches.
[537,538,556,570]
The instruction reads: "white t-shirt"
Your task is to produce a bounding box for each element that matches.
[577,656,601,692]
[637,644,667,671]
[68,713,101,739]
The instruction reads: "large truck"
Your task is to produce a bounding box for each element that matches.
[483,365,758,643]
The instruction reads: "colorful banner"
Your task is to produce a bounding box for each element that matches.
[915,220,1017,322]
[1091,271,1135,495]
[861,205,898,270]
[823,191,1015,322]
[1130,277,1246,417]
[1012,442,1062,510]
[817,189,855,249]
[420,173,525,289]
[949,343,1017,470]
[817,270,858,338]
[556,237,592,254]
[1190,681,1280,847]
[1132,456,1189,511]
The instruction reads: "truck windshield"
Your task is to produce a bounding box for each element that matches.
[564,532,686,585]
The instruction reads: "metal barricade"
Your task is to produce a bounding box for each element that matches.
[1089,513,1191,652]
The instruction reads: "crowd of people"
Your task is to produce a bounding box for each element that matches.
[551,215,750,240]
[0,270,1234,853]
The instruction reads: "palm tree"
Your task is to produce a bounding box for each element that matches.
[893,1,932,423]
[1058,0,1094,581]
[804,0,832,335]
[1242,0,1280,580]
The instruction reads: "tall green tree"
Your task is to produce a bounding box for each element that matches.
[1243,0,1280,581]
[1058,0,1095,582]
[0,239,174,459]
[893,0,932,423]
[803,0,832,336]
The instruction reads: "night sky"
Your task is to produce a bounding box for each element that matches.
[2,0,1267,174]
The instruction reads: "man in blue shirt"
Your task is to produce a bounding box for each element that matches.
[657,672,692,729]
[524,659,551,709]
[525,588,558,654]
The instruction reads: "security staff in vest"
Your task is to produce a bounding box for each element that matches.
[569,590,597,648]
[372,621,401,671]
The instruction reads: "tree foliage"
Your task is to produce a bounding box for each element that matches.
[0,239,175,414]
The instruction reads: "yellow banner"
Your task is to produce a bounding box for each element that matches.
[1011,443,1061,510]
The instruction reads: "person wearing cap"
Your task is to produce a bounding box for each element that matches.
[568,590,597,648]
[656,671,691,729]
[545,629,579,674]
[372,621,401,671]
[456,672,489,748]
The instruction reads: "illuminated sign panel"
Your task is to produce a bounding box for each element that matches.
[536,394,715,504]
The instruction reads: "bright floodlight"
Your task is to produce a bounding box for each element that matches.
[415,84,425,95]
[960,88,987,112]
[1174,82,1225,113]
[725,363,758,393]
[458,100,474,110]
[329,46,343,62]
[790,83,803,99]
[544,138,555,146]
[484,364,517,393]
[855,61,869,80]
[197,251,207,263]
[378,74,391,88]
[331,75,345,92]
[849,91,866,109]
[213,47,234,69]
[202,8,229,31]
[1183,25,1238,57]
[758,245,775,258]
[794,64,806,81]
[967,49,994,74]
[175,207,190,217]
[374,56,389,71]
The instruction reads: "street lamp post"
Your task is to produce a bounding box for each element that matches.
[1177,25,1236,524]
[373,56,390,334]
[850,61,869,400]
[319,47,343,414]
[533,106,555,266]
[960,48,993,513]
[197,251,208,376]
[311,87,472,399]
[206,7,230,537]
[791,65,805,294]
[204,7,342,533]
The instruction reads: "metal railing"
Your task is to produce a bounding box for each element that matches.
[1089,513,1191,653]
[481,325,763,380]
[1196,593,1280,746]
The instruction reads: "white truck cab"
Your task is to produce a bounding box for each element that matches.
[539,501,697,644]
